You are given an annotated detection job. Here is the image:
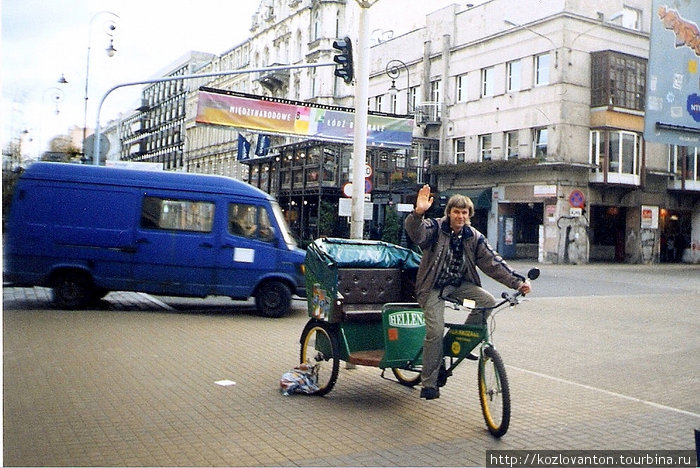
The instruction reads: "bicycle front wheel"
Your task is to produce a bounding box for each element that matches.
[299,322,340,396]
[478,346,510,437]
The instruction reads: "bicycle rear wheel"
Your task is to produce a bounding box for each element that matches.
[478,346,510,437]
[392,367,421,386]
[299,321,340,396]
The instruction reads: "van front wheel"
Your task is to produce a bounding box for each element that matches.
[255,280,292,318]
[52,272,93,309]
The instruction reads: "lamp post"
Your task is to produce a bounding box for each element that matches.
[83,11,119,159]
[503,19,558,68]
[385,59,410,113]
[385,59,412,246]
[43,87,65,115]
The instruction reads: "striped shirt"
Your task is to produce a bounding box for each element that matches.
[434,230,468,288]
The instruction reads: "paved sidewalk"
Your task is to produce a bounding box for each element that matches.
[3,266,699,467]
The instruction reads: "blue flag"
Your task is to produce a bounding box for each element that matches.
[255,134,271,156]
[237,134,251,160]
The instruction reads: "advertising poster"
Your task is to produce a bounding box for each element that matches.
[644,0,700,146]
[196,88,413,150]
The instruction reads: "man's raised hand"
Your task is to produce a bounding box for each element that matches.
[415,184,433,215]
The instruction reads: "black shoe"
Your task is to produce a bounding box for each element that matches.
[420,387,440,400]
[466,352,479,361]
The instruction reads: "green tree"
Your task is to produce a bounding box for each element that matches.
[318,200,338,237]
[41,135,81,163]
[381,205,401,245]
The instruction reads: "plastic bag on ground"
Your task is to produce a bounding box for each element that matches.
[280,363,320,396]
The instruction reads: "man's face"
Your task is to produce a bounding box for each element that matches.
[448,207,471,232]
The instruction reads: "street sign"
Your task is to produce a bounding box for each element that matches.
[83,134,110,159]
[568,189,585,208]
[342,180,372,197]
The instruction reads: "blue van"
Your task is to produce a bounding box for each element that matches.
[4,162,306,317]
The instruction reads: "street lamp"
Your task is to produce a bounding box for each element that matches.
[43,87,65,115]
[385,59,410,113]
[83,11,119,158]
[503,19,558,68]
[568,11,624,66]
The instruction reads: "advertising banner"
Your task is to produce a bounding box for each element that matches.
[196,87,413,150]
[644,1,700,146]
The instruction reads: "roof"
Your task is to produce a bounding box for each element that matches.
[22,162,272,200]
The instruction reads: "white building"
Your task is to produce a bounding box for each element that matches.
[118,0,699,263]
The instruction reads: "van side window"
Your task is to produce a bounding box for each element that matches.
[228,203,275,242]
[141,196,214,232]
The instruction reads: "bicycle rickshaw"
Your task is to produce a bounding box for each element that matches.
[299,237,538,437]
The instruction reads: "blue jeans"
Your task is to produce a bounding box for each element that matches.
[420,282,496,389]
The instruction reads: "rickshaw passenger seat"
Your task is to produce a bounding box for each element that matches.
[337,268,405,322]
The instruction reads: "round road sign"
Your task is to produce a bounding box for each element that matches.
[568,189,585,208]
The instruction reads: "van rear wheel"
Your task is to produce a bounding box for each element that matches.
[52,272,93,309]
[255,280,292,318]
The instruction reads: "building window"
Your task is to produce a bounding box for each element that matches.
[669,146,699,181]
[589,129,641,176]
[375,95,383,112]
[479,134,492,161]
[409,86,418,112]
[312,9,321,41]
[456,74,468,102]
[607,131,639,175]
[310,68,317,96]
[591,50,646,111]
[533,128,548,159]
[481,66,494,97]
[390,92,397,113]
[507,60,521,92]
[535,53,550,85]
[454,138,466,163]
[506,131,519,159]
[430,80,441,102]
[622,6,642,30]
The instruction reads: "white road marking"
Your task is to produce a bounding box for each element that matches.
[509,365,700,419]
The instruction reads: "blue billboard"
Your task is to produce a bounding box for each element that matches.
[644,1,700,146]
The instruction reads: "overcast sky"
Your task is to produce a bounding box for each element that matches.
[1,0,461,158]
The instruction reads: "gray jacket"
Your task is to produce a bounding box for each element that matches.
[404,211,526,307]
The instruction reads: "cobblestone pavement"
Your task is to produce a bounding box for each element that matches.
[3,263,699,467]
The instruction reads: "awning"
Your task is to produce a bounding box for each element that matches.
[438,188,492,210]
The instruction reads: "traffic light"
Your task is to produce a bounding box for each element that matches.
[332,36,354,84]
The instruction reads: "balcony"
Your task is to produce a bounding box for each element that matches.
[414,102,442,126]
[255,62,290,92]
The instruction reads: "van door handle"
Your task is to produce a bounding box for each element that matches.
[221,244,235,249]
[136,238,150,244]
[199,242,213,248]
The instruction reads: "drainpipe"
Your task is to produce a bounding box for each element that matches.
[440,33,451,175]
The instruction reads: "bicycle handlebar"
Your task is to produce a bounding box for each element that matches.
[440,268,539,312]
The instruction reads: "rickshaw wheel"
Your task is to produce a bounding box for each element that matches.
[392,368,421,387]
[478,346,511,438]
[299,321,340,396]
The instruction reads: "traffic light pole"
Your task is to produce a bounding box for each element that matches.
[350,4,371,240]
[92,62,334,165]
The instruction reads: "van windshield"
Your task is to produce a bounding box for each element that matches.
[271,201,298,249]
